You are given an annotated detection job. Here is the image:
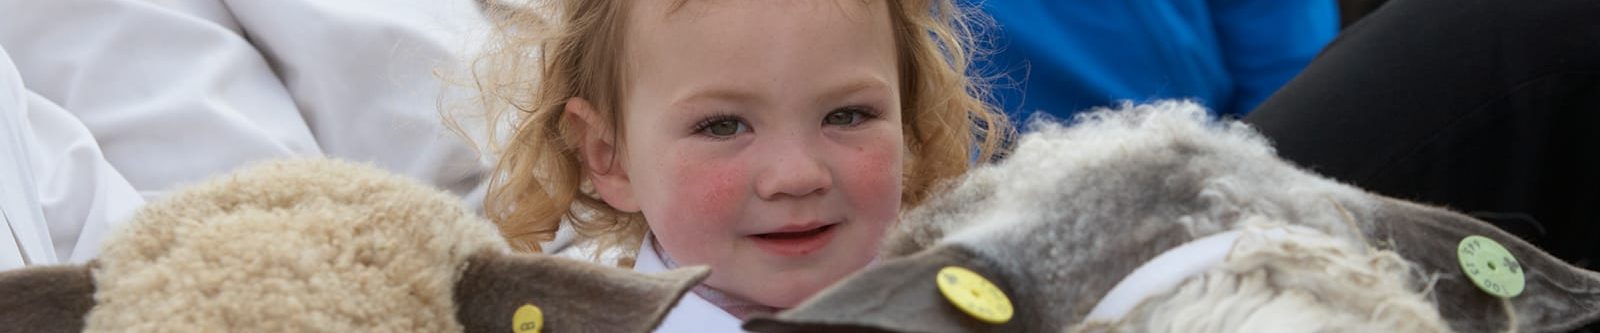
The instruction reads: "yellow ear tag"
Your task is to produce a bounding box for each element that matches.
[935,266,1014,324]
[512,304,543,333]
[1458,235,1525,298]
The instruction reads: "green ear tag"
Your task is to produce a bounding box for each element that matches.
[935,266,1014,324]
[512,304,543,333]
[1458,235,1525,298]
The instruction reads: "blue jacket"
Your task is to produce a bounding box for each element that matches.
[973,0,1338,120]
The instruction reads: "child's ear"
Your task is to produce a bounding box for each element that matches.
[565,97,639,212]
[0,263,96,332]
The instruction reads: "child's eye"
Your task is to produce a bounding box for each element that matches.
[693,115,749,138]
[823,106,879,127]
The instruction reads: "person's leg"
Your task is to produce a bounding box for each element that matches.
[1245,0,1600,268]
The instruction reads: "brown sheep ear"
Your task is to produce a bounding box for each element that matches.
[743,245,1025,333]
[453,251,710,333]
[0,264,95,333]
[1368,198,1600,332]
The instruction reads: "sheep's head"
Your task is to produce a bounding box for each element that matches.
[746,102,1600,333]
[0,159,708,332]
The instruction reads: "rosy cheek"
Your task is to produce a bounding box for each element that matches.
[844,140,904,219]
[668,158,748,228]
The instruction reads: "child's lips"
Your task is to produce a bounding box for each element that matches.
[748,223,839,257]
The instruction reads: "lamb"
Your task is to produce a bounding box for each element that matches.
[745,101,1600,333]
[0,159,708,332]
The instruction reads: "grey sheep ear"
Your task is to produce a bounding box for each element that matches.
[1368,198,1600,332]
[0,264,95,333]
[453,251,710,333]
[744,245,1025,333]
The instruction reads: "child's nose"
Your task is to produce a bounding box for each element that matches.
[755,142,833,200]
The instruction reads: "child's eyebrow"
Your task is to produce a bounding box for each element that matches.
[670,86,761,111]
[671,77,891,110]
[812,77,892,106]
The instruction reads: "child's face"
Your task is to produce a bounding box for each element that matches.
[598,0,904,308]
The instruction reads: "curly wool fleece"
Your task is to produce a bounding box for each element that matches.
[748,101,1600,333]
[898,100,1446,332]
[85,159,506,332]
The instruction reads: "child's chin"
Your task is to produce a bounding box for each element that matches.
[751,266,863,308]
[760,285,823,309]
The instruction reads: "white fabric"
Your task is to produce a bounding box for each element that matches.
[0,45,45,269]
[0,0,494,268]
[635,235,749,333]
[1085,226,1306,322]
[0,0,491,202]
[0,45,144,270]
[0,0,322,200]
[201,0,494,203]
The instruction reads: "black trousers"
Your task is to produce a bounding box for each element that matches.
[1246,0,1600,271]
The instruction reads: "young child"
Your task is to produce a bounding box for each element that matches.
[471,0,1008,330]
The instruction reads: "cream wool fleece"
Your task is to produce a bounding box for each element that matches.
[85,159,506,332]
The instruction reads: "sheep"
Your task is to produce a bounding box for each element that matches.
[745,101,1600,333]
[0,159,709,332]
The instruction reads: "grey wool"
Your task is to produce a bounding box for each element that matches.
[746,101,1600,333]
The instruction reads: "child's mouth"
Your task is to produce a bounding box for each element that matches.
[749,223,839,256]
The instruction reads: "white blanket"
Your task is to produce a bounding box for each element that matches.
[0,0,495,268]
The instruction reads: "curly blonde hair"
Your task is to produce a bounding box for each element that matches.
[468,0,1010,259]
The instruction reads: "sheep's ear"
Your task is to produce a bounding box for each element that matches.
[1368,198,1600,332]
[744,245,1025,333]
[0,264,95,333]
[453,251,709,333]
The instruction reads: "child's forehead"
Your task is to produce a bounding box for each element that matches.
[617,0,901,114]
[634,0,884,24]
[625,0,894,57]
[621,0,898,71]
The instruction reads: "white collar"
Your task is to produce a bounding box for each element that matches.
[635,235,750,333]
[1084,226,1307,323]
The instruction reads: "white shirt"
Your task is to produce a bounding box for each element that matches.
[0,45,144,270]
[0,0,492,203]
[0,0,495,268]
[634,236,751,333]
